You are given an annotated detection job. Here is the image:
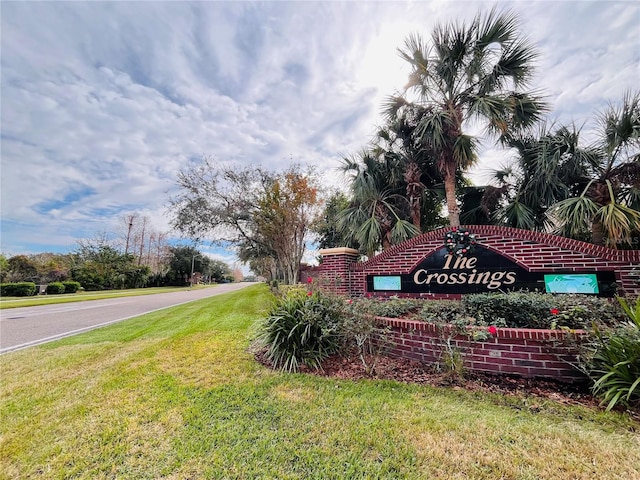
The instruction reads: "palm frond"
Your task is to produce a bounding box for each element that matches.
[452,134,477,169]
[495,197,537,230]
[550,195,600,239]
[594,202,638,248]
[382,95,410,120]
[389,219,420,244]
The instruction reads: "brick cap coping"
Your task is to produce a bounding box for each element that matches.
[353,225,640,269]
[376,316,589,340]
[319,247,360,256]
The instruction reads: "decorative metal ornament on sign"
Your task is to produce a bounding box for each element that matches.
[444,227,477,256]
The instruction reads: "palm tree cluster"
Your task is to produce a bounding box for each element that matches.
[486,92,639,248]
[331,8,639,255]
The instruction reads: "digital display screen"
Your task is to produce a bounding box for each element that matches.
[544,274,599,294]
[373,276,402,291]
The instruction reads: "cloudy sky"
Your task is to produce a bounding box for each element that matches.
[1,1,638,267]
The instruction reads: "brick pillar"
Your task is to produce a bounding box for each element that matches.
[317,248,359,295]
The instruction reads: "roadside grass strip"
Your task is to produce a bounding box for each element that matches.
[0,285,215,310]
[1,284,638,479]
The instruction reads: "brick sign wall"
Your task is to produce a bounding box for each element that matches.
[299,226,639,381]
[378,317,587,382]
[306,225,639,298]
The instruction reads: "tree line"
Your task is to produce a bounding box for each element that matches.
[1,213,236,291]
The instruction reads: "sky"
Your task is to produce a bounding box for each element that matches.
[1,0,639,269]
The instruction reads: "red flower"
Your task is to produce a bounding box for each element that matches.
[347,299,353,304]
[307,277,313,284]
[307,291,313,296]
[550,308,559,315]
[488,325,498,336]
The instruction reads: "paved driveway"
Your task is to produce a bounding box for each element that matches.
[0,283,256,354]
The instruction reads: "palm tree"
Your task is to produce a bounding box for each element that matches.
[338,151,418,257]
[373,106,445,231]
[551,92,640,248]
[484,124,597,231]
[386,8,547,227]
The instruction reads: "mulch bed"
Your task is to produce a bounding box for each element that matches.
[253,347,624,413]
[311,353,600,408]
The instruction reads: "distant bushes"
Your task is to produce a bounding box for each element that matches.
[46,282,65,294]
[61,281,81,293]
[1,281,83,297]
[1,282,37,297]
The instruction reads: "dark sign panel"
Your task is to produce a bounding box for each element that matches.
[368,246,616,296]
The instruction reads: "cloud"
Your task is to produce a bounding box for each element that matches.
[1,1,638,264]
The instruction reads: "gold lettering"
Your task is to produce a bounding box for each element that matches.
[474,271,492,284]
[443,255,478,270]
[488,272,506,289]
[413,269,427,284]
[426,273,439,283]
[443,255,454,269]
[468,269,477,283]
[413,262,519,289]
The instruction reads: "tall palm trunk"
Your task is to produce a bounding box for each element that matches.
[592,221,605,247]
[442,106,463,228]
[444,169,460,227]
[376,203,394,250]
[404,160,423,230]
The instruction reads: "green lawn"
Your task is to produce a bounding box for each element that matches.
[0,285,214,309]
[1,284,638,479]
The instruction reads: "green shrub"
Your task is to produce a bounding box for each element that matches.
[342,301,393,375]
[462,292,554,328]
[356,297,422,318]
[418,300,469,325]
[274,284,307,298]
[551,294,626,328]
[353,292,626,330]
[259,290,346,372]
[0,282,37,297]
[61,281,81,294]
[583,297,640,411]
[617,296,640,328]
[46,282,65,294]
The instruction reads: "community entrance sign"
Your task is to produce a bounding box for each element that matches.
[367,245,616,296]
[305,226,640,298]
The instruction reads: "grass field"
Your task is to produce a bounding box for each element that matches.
[0,285,214,309]
[1,284,638,479]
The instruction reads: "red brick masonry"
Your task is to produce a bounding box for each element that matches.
[302,226,639,382]
[304,225,640,297]
[379,317,588,382]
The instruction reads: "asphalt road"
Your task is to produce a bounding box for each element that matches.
[0,283,256,354]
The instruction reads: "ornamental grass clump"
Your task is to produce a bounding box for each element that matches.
[259,289,346,372]
[582,297,640,412]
